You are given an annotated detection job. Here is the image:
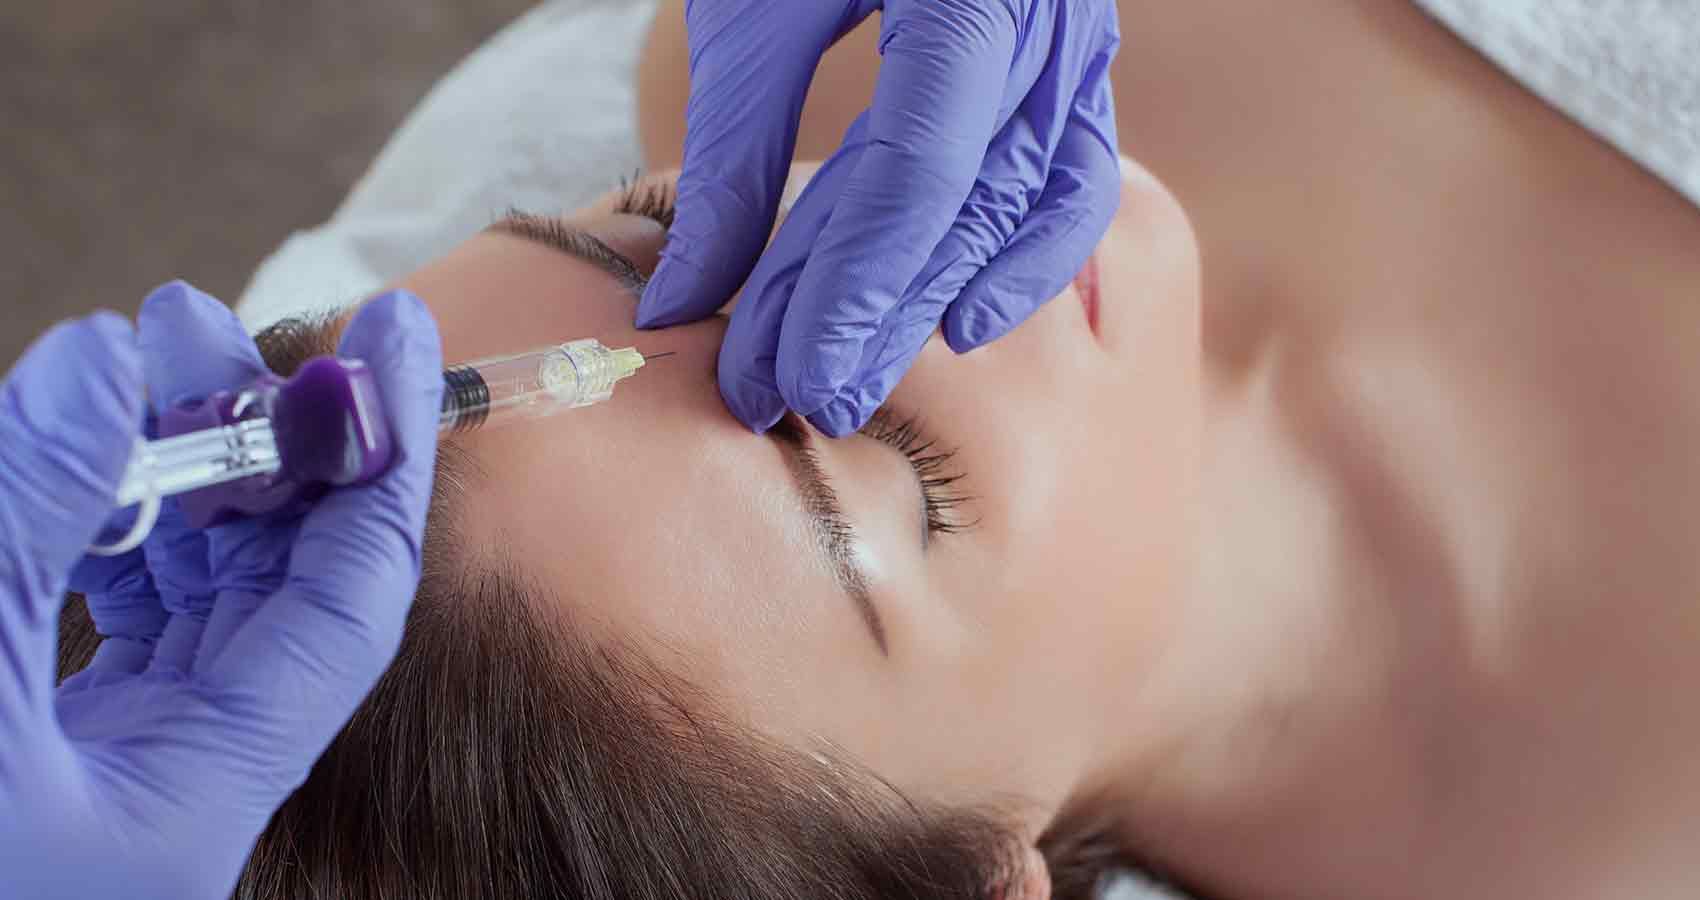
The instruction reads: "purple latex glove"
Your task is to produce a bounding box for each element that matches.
[637,0,1123,436]
[0,283,442,900]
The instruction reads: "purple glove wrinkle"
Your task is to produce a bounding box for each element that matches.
[641,0,1123,436]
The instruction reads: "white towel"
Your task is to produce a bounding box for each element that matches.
[1413,0,1700,209]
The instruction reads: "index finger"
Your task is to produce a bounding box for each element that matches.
[635,3,866,330]
[773,1,1021,414]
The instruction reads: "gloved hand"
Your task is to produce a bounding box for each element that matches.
[0,282,443,900]
[636,0,1123,436]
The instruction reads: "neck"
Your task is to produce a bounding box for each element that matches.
[1092,355,1470,899]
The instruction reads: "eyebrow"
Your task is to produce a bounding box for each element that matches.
[489,213,887,653]
[487,212,649,295]
[770,417,890,656]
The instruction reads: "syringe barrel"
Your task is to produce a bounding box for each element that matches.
[439,340,644,434]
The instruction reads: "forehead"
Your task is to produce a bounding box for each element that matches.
[390,225,878,725]
[454,409,827,679]
[396,232,649,366]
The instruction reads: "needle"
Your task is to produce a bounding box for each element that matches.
[643,352,677,362]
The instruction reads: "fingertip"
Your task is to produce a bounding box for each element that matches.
[342,289,430,341]
[135,280,265,408]
[724,382,787,434]
[942,297,1017,354]
[778,339,858,419]
[83,307,136,340]
[137,280,243,355]
[84,307,141,362]
[138,279,194,312]
[139,279,226,321]
[388,289,443,363]
[718,358,787,434]
[341,291,443,373]
[635,258,705,329]
[803,395,867,438]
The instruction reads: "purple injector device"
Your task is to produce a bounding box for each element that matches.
[93,338,654,555]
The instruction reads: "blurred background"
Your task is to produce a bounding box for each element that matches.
[1,0,537,370]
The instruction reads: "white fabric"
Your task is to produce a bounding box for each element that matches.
[1412,0,1700,209]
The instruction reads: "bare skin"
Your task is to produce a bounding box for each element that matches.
[642,3,1700,898]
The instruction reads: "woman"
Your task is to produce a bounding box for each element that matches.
[60,1,1700,897]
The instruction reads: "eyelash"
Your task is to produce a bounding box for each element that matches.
[615,174,678,229]
[862,410,975,537]
[610,174,968,535]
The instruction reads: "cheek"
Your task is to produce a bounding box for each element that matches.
[1002,158,1201,599]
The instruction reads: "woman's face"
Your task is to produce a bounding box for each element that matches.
[391,158,1202,830]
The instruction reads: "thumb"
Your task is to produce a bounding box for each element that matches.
[636,2,869,330]
[0,313,143,713]
[197,291,441,775]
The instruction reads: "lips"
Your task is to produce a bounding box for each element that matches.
[1073,250,1101,335]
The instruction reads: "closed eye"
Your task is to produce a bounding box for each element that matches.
[861,409,975,547]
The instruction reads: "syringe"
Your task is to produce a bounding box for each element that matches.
[94,338,662,555]
[439,338,659,433]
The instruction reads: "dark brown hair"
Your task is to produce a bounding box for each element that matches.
[54,313,1144,900]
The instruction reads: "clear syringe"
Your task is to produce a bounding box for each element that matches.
[438,338,663,434]
[96,338,662,556]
